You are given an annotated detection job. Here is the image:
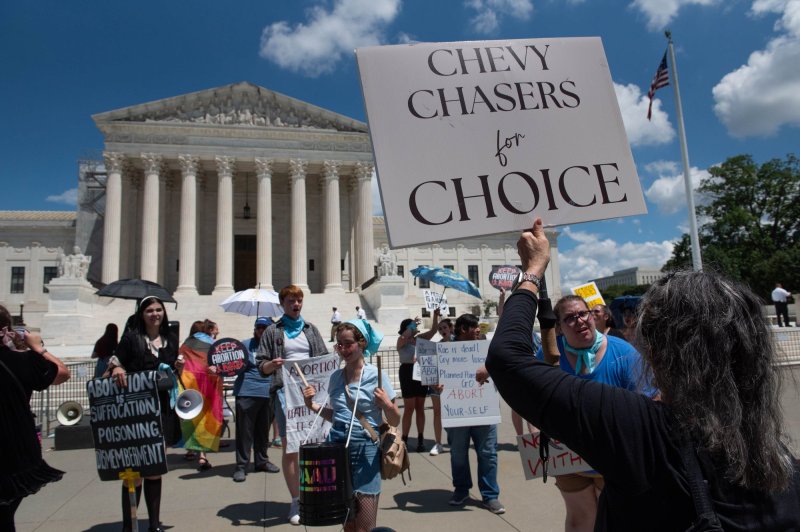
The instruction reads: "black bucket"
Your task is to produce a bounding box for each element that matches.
[299,442,354,526]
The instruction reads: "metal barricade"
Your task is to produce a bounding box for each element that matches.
[30,360,95,436]
[775,329,800,366]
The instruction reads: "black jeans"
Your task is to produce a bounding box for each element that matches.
[775,302,790,327]
[234,396,274,470]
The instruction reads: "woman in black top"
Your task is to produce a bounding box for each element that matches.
[108,296,183,532]
[0,304,70,532]
[487,218,800,531]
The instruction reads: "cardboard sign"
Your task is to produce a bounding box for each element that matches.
[571,282,605,309]
[489,265,520,291]
[357,38,646,248]
[517,432,593,480]
[282,354,339,453]
[86,372,168,481]
[423,289,448,313]
[438,340,501,427]
[415,338,439,385]
[207,338,248,377]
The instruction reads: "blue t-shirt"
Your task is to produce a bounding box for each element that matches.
[328,364,396,431]
[535,334,644,392]
[233,337,272,397]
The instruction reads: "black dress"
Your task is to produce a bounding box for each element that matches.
[0,347,64,505]
[115,331,181,447]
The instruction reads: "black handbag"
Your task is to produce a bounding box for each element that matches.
[154,369,175,391]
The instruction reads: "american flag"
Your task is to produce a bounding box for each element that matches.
[647,51,669,120]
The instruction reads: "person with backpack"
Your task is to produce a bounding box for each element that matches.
[303,319,399,532]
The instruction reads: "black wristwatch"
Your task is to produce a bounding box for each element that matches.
[512,271,542,293]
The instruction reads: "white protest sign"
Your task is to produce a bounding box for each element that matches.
[356,38,646,248]
[517,432,594,480]
[438,340,501,427]
[415,338,439,385]
[422,290,448,312]
[571,281,605,309]
[282,354,339,453]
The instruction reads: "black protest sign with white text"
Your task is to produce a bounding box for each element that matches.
[87,371,168,481]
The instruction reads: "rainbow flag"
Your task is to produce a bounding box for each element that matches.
[178,336,223,452]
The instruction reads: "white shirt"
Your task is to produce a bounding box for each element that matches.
[356,308,367,319]
[772,287,791,303]
[331,310,342,323]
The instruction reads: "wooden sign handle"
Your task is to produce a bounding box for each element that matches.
[293,362,310,388]
[541,328,560,366]
[376,355,383,389]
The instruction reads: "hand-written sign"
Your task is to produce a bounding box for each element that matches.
[207,338,248,377]
[356,38,646,248]
[438,340,501,427]
[86,371,168,481]
[282,354,339,453]
[571,282,605,309]
[422,290,448,313]
[489,265,520,291]
[516,432,593,480]
[415,338,439,385]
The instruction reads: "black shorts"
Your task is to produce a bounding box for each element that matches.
[399,363,428,398]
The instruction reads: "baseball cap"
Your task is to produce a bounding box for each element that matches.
[254,317,271,327]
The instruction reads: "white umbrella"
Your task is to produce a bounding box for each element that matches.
[219,288,282,317]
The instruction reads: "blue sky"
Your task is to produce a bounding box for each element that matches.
[2,0,799,287]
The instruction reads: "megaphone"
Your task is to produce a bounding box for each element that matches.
[175,389,204,420]
[57,401,84,426]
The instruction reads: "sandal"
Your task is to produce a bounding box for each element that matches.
[184,451,196,461]
[198,458,212,471]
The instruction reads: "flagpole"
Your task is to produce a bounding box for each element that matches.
[666,30,703,271]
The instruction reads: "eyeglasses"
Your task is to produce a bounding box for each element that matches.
[562,310,592,327]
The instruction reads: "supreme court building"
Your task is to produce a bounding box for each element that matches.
[1,82,562,340]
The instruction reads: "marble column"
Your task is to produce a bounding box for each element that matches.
[102,152,125,283]
[213,156,235,295]
[176,155,199,295]
[289,159,309,290]
[354,162,375,287]
[322,160,343,292]
[140,153,162,282]
[255,158,274,291]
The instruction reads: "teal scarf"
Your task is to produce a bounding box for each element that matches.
[564,330,604,375]
[281,314,305,339]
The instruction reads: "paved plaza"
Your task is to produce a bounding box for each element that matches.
[16,367,800,532]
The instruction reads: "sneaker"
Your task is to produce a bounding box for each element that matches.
[484,499,505,514]
[416,441,426,453]
[271,437,282,448]
[288,498,300,525]
[255,461,280,473]
[449,492,469,506]
[429,443,443,456]
[232,469,246,482]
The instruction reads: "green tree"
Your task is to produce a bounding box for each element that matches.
[663,154,800,298]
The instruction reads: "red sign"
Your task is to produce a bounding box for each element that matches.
[489,265,520,291]
[207,338,248,377]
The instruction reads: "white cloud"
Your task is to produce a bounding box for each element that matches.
[465,0,534,34]
[613,82,675,146]
[630,0,720,30]
[558,226,675,287]
[45,188,78,206]
[644,164,709,214]
[712,0,800,137]
[259,0,401,77]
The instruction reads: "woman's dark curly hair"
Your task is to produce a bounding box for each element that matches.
[636,269,792,491]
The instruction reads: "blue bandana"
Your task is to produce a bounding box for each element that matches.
[346,319,384,357]
[564,330,604,375]
[193,332,214,344]
[281,314,305,339]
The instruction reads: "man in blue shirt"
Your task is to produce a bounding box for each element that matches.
[233,317,280,482]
